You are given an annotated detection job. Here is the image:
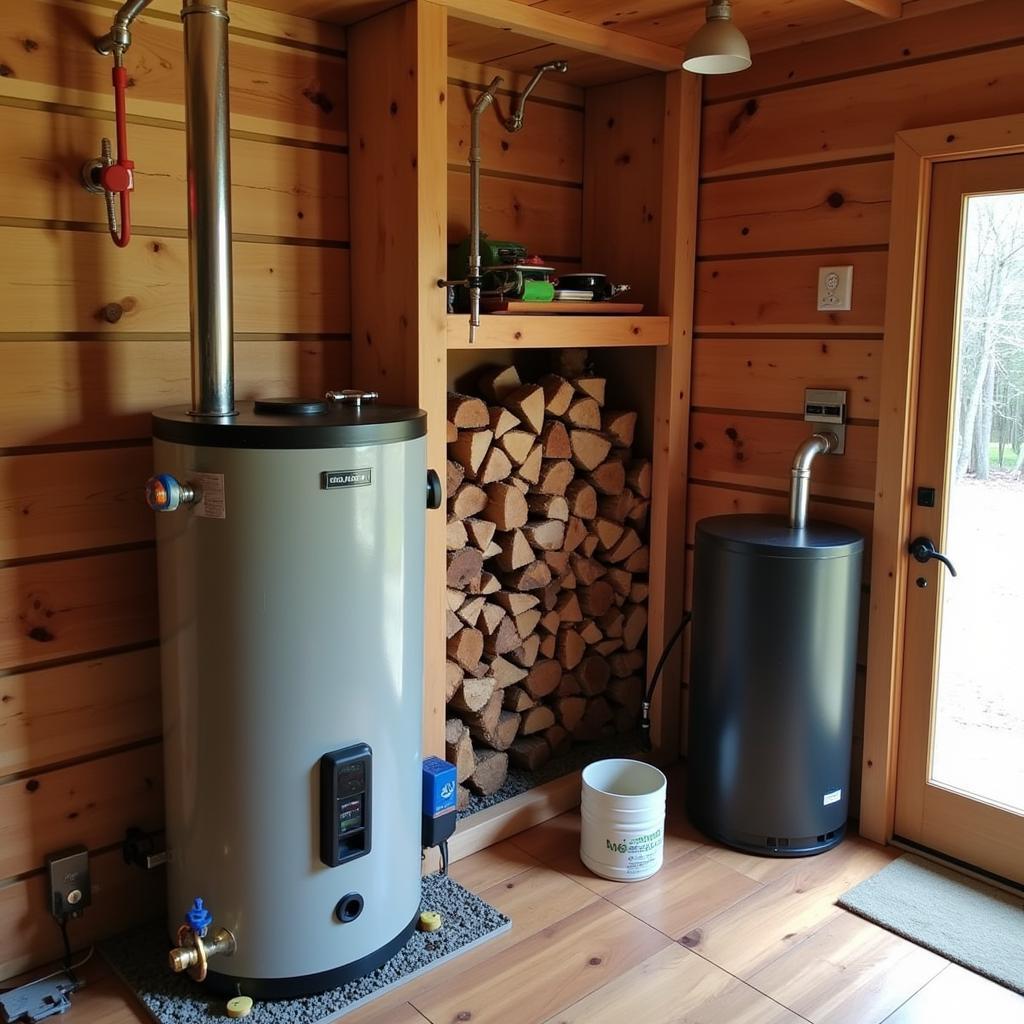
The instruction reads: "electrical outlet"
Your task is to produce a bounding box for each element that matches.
[47,846,91,920]
[817,265,853,311]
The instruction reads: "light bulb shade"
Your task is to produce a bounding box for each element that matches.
[683,15,751,75]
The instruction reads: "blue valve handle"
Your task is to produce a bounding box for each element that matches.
[186,897,213,937]
[146,473,195,512]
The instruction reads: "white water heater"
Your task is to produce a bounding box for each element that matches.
[149,396,432,998]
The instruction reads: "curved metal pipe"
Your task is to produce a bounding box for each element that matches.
[789,432,837,530]
[468,76,503,344]
[505,61,568,133]
[96,0,154,61]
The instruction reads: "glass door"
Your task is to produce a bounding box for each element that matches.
[894,153,1024,885]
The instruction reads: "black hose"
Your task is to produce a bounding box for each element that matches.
[640,610,692,751]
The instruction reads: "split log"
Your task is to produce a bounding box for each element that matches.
[518,443,543,485]
[467,749,509,796]
[448,392,489,428]
[447,420,458,444]
[555,696,586,732]
[494,529,533,572]
[457,784,471,810]
[527,493,569,522]
[543,550,570,578]
[508,478,528,495]
[555,591,582,623]
[606,527,642,564]
[464,517,497,552]
[569,430,612,472]
[622,603,648,651]
[556,628,585,670]
[523,519,565,551]
[447,547,483,588]
[578,655,611,696]
[570,554,606,587]
[478,365,521,403]
[594,638,623,657]
[447,588,466,612]
[610,649,644,679]
[579,620,603,645]
[447,627,484,671]
[493,591,540,615]
[565,396,601,430]
[446,609,461,639]
[572,376,606,405]
[450,483,487,520]
[459,690,502,737]
[539,610,561,634]
[536,459,575,496]
[503,384,546,434]
[608,675,643,714]
[450,428,493,477]
[514,608,542,639]
[472,709,521,752]
[488,405,520,439]
[558,673,582,697]
[478,602,507,637]
[578,581,615,618]
[580,534,599,558]
[490,655,528,688]
[446,660,463,702]
[626,459,652,498]
[477,445,513,486]
[498,429,537,466]
[446,460,465,496]
[540,420,572,459]
[630,581,650,604]
[446,719,475,783]
[502,560,552,592]
[543,724,571,756]
[599,490,634,522]
[522,659,562,700]
[599,608,624,638]
[539,634,556,659]
[583,696,613,728]
[450,676,496,714]
[627,498,650,528]
[447,518,469,551]
[456,594,486,627]
[483,616,521,658]
[508,736,551,771]
[602,409,637,448]
[482,482,528,531]
[509,633,541,668]
[520,705,556,735]
[539,373,574,417]
[624,546,650,573]
[565,480,597,520]
[562,516,588,554]
[604,567,632,598]
[468,571,501,595]
[554,347,588,379]
[591,517,624,552]
[588,460,626,495]
[503,686,536,712]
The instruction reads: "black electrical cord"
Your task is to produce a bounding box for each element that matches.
[640,610,692,751]
[440,839,450,876]
[59,916,77,984]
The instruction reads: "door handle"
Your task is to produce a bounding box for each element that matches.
[909,536,957,577]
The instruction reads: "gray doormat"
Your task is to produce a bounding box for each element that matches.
[101,873,510,1023]
[838,854,1024,994]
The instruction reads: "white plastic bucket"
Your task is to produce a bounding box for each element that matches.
[580,758,667,881]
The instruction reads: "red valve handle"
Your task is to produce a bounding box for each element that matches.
[100,65,134,248]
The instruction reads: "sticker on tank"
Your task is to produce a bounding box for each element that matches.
[321,468,372,489]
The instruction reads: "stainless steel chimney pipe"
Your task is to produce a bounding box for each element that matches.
[788,432,836,530]
[182,0,235,418]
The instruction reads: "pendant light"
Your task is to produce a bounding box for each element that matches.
[683,0,751,75]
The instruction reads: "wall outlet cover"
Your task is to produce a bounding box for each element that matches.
[817,265,853,311]
[46,846,91,920]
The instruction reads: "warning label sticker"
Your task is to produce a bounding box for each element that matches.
[823,788,842,806]
[192,472,226,519]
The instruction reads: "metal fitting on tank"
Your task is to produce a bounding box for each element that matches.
[168,900,235,982]
[788,432,838,530]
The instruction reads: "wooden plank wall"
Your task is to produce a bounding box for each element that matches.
[446,57,585,266]
[690,0,1024,805]
[0,0,350,978]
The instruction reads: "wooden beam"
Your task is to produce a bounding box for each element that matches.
[438,0,685,72]
[842,0,903,17]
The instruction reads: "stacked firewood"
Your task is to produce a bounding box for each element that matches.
[444,356,650,806]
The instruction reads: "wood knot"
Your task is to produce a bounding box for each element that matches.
[827,192,845,208]
[28,626,55,643]
[740,226,750,236]
[303,88,335,115]
[615,151,631,165]
[389,100,398,115]
[680,929,702,948]
[100,302,124,323]
[455,1013,472,1022]
[745,98,759,116]
[946,134,956,143]
[588,957,602,966]
[26,779,40,792]
[151,241,161,252]
[607,117,615,129]
[724,426,738,441]
[500,140,510,151]
[0,64,13,78]
[23,39,39,52]
[514,331,522,340]
[693,440,705,451]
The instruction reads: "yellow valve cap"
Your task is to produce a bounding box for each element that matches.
[417,910,443,933]
[226,996,253,1018]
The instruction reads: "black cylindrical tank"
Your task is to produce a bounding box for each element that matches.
[687,514,863,856]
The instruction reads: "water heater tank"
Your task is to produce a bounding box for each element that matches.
[151,398,427,998]
[687,514,863,856]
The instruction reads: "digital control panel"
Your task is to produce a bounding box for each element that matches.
[319,743,372,867]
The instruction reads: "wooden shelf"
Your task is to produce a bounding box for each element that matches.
[446,314,671,349]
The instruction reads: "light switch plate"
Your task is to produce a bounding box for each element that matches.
[817,265,853,311]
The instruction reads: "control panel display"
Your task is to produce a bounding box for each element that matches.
[320,744,372,867]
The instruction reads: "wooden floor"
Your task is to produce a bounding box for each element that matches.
[35,781,1024,1024]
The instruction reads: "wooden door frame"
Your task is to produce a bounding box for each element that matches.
[859,113,1024,844]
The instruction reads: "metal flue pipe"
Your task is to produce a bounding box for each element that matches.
[788,433,836,530]
[505,61,568,133]
[468,77,503,346]
[182,0,235,417]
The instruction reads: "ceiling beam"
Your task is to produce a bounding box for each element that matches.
[437,0,686,72]
[841,0,903,17]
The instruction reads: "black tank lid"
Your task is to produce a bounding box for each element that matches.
[153,399,426,449]
[696,514,864,558]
